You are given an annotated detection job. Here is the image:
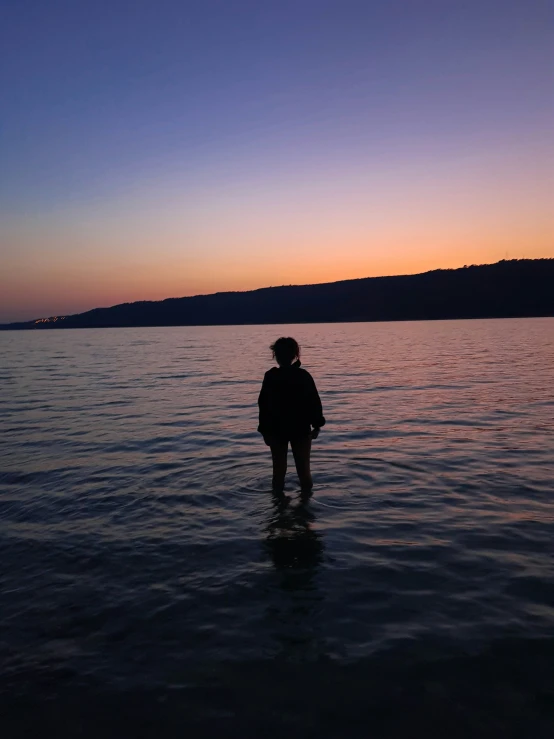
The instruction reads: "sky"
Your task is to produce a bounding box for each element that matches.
[1,0,552,322]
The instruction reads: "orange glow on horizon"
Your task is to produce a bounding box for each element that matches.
[2,141,552,323]
[2,238,552,323]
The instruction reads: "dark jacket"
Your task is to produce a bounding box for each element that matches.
[258,360,325,439]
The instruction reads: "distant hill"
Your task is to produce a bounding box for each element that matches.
[2,259,553,330]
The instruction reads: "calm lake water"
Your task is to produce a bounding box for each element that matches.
[1,319,553,737]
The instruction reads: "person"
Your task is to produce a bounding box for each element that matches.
[258,337,325,494]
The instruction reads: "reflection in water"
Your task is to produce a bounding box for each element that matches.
[265,493,324,573]
[264,493,325,659]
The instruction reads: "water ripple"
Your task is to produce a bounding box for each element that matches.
[0,319,553,707]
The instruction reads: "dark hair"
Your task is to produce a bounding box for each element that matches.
[270,337,300,366]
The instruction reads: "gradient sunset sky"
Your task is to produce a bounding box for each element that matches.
[1,0,552,322]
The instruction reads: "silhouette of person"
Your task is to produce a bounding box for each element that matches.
[258,337,325,494]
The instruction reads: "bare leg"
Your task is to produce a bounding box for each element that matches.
[269,438,288,493]
[291,436,312,493]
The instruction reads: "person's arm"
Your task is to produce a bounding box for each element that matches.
[257,372,272,442]
[307,373,325,437]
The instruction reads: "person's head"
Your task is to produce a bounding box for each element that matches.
[270,337,300,367]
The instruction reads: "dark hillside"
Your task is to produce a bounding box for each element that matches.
[2,259,553,330]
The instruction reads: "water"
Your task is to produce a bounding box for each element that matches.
[1,319,553,737]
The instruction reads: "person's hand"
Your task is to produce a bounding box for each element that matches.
[311,427,320,440]
[263,435,272,447]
